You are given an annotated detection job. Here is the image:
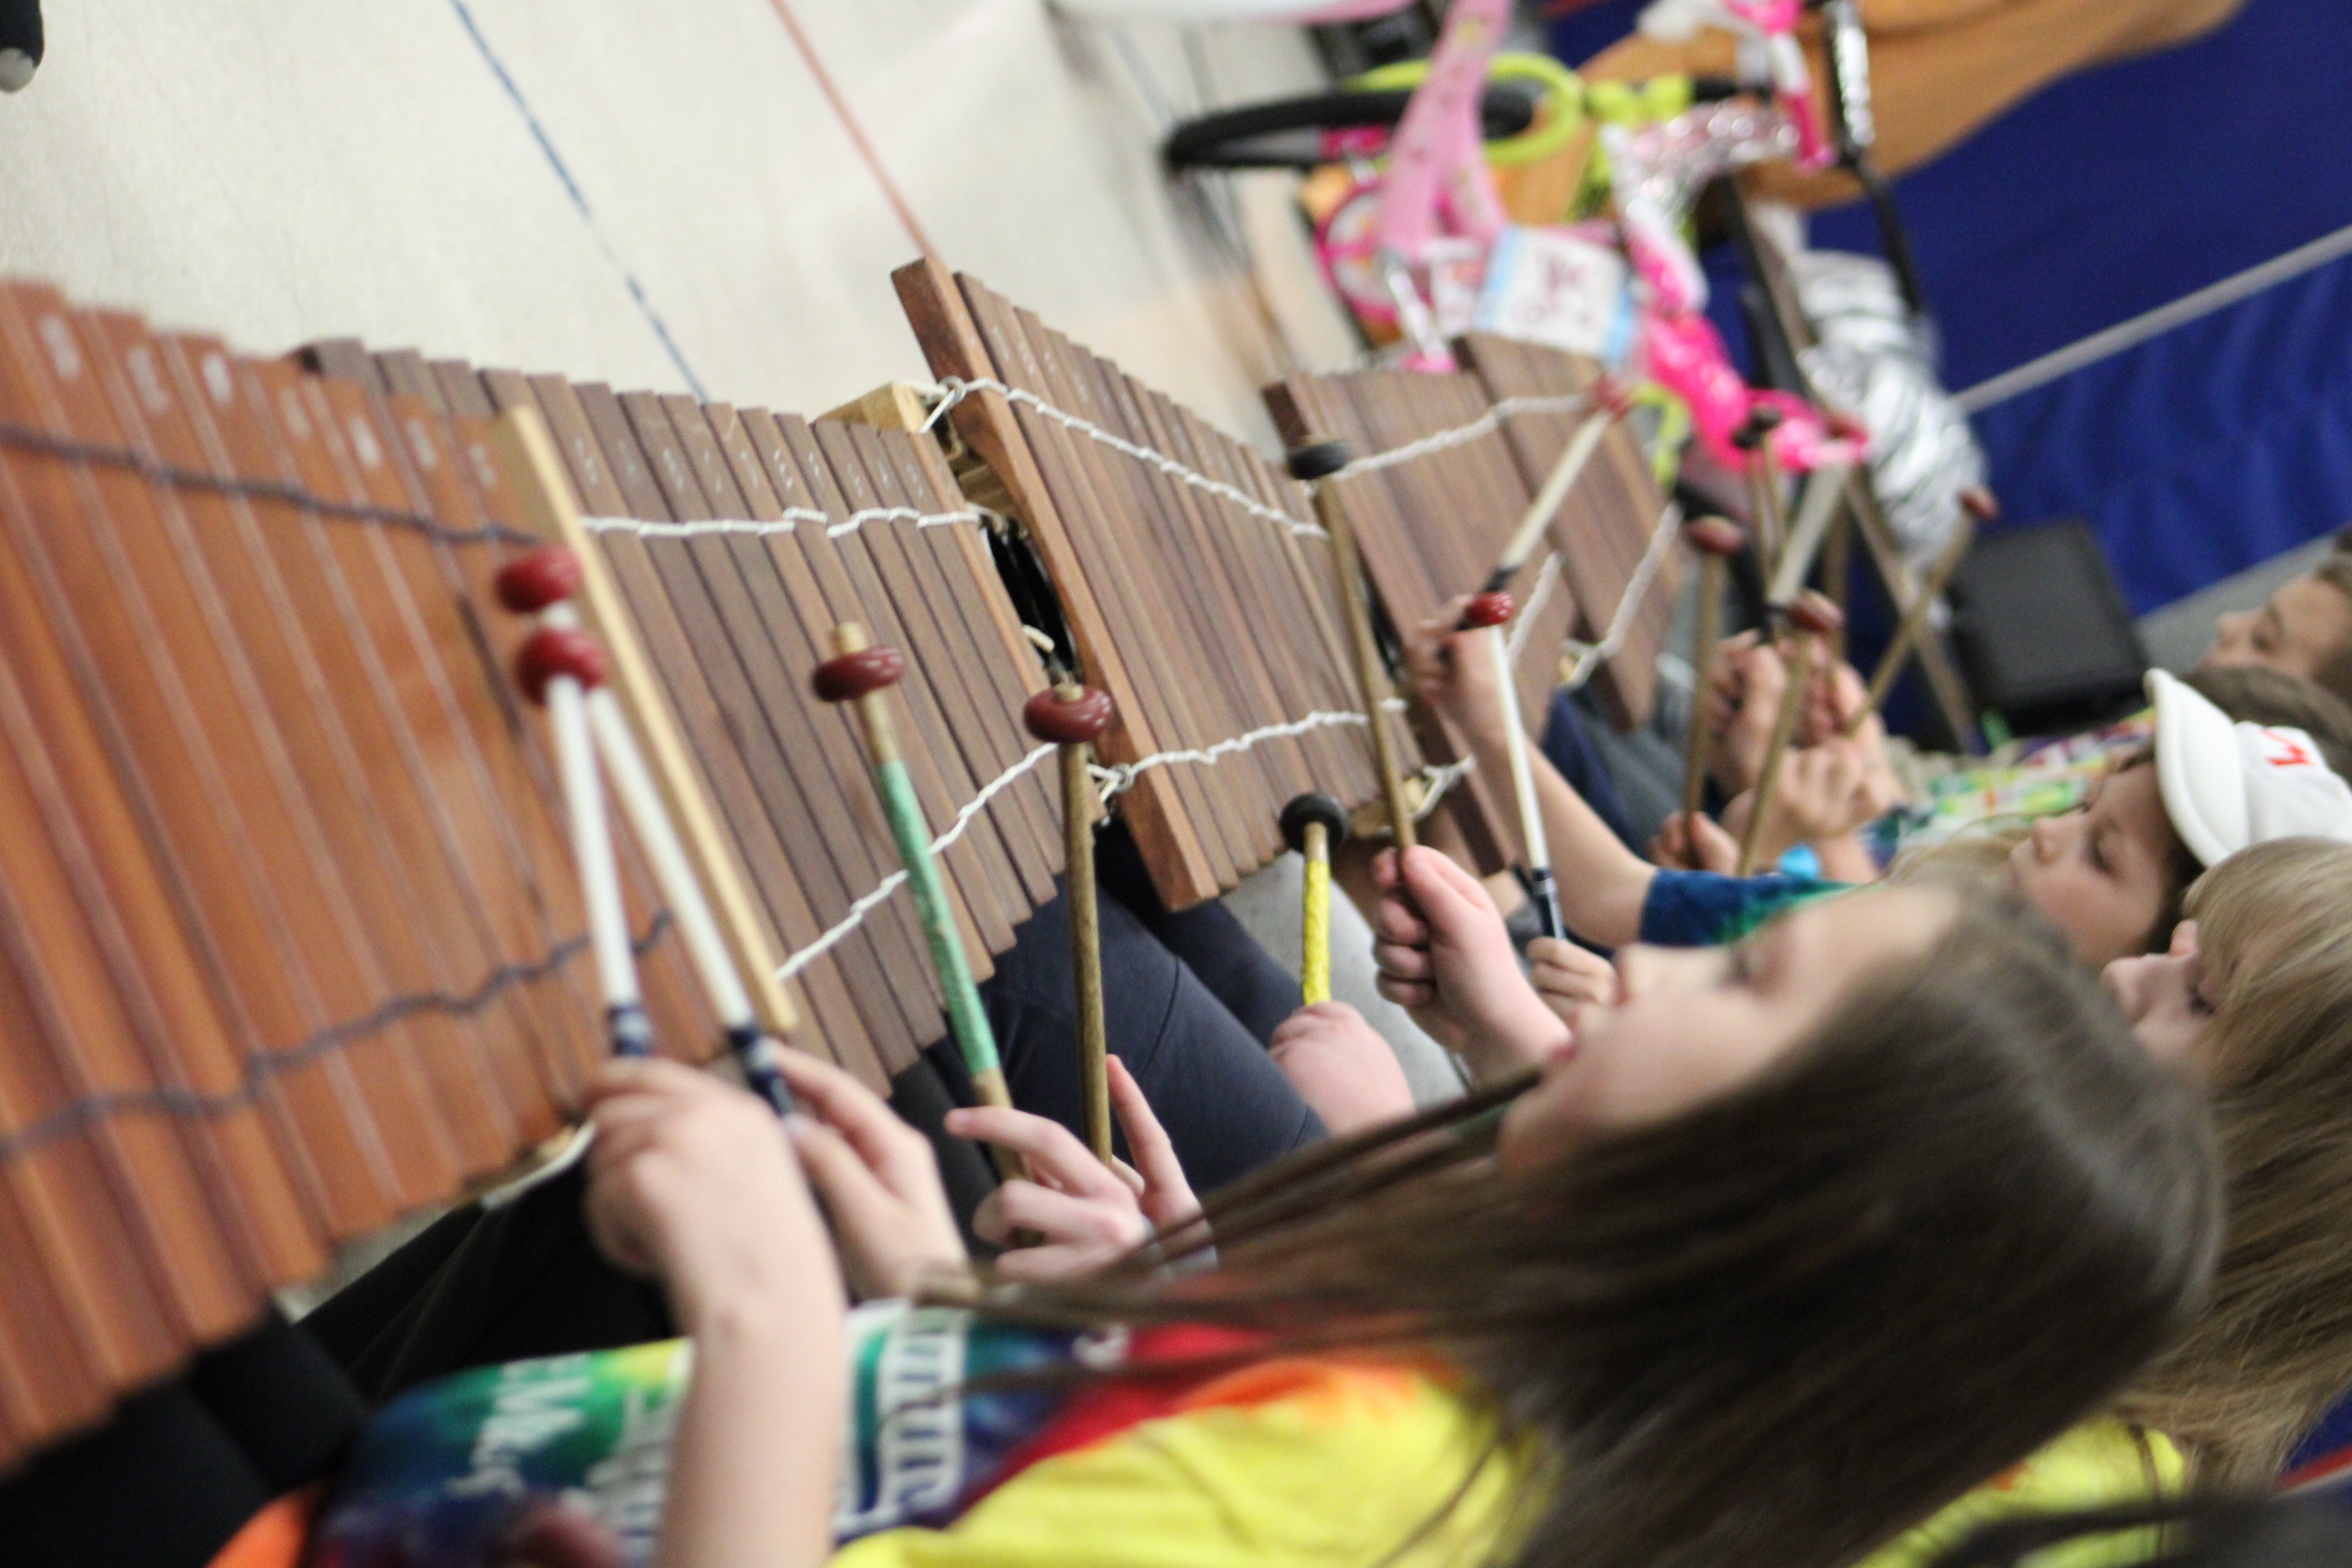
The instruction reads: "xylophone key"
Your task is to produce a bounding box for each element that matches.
[602,390,931,1074]
[871,417,1064,907]
[1002,302,1253,886]
[304,370,575,1165]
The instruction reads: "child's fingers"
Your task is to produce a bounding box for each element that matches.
[782,1115,895,1220]
[1372,936,1434,984]
[946,1106,1128,1202]
[778,1050,929,1180]
[1105,1057,1186,1200]
[1370,891,1432,948]
[1398,846,1501,947]
[1374,973,1436,1012]
[974,1182,1140,1252]
[1687,810,1740,871]
[581,1055,704,1110]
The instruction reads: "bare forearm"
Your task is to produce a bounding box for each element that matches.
[657,1293,844,1568]
[1811,833,1880,884]
[1464,727,1654,947]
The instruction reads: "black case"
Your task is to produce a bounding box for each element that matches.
[1947,521,2149,737]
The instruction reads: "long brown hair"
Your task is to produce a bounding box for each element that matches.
[2120,839,2352,1485]
[2306,555,2352,708]
[978,887,2222,1568]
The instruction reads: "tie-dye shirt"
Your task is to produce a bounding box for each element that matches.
[307,1307,1517,1568]
[1639,868,1849,947]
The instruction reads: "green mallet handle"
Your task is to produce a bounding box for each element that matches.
[816,623,1026,1181]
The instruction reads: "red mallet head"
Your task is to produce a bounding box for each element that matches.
[1683,516,1746,557]
[1961,486,2001,524]
[1461,591,1515,630]
[1023,684,1116,745]
[495,544,584,614]
[811,644,906,704]
[1784,590,1846,639]
[514,627,609,705]
[1284,439,1352,483]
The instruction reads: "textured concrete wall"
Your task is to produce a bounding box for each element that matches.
[0,1,1355,435]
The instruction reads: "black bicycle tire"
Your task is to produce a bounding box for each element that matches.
[1163,85,1536,172]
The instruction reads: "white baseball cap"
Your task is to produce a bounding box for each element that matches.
[2147,669,2352,865]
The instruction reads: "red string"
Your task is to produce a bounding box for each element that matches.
[762,0,940,262]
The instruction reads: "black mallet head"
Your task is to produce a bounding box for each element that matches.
[1280,791,1350,857]
[1285,440,1351,482]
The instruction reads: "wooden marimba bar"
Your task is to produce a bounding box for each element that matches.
[1452,334,1682,733]
[0,284,714,1473]
[1265,361,1588,875]
[895,261,1408,913]
[302,344,1062,1091]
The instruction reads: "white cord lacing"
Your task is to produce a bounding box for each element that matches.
[1332,391,1596,477]
[582,505,978,541]
[1556,503,1683,692]
[921,378,1327,541]
[771,702,1472,981]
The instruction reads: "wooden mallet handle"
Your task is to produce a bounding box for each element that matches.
[1290,439,1418,853]
[816,624,1028,1182]
[1679,517,1747,824]
[1734,407,1788,577]
[1736,592,1845,876]
[1024,682,1117,1166]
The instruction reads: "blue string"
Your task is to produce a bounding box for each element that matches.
[445,0,710,401]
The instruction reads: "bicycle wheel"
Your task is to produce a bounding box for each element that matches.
[1163,84,1537,172]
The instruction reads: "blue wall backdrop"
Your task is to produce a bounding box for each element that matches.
[1551,0,2352,612]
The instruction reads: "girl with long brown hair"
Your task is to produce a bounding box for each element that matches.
[528,882,2217,1568]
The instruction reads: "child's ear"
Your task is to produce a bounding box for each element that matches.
[0,0,40,92]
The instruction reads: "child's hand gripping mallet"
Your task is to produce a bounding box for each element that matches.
[1679,517,1748,824]
[497,543,797,1112]
[1736,590,1846,876]
[816,623,1028,1182]
[1733,406,1788,580]
[1024,680,1118,1167]
[1280,792,1351,1006]
[1288,438,1417,853]
[1459,590,1563,940]
[1845,487,1997,737]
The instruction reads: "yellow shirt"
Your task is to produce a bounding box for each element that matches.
[1860,1419,2184,1568]
[831,1358,1520,1568]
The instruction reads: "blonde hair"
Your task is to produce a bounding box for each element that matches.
[2118,839,2352,1484]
